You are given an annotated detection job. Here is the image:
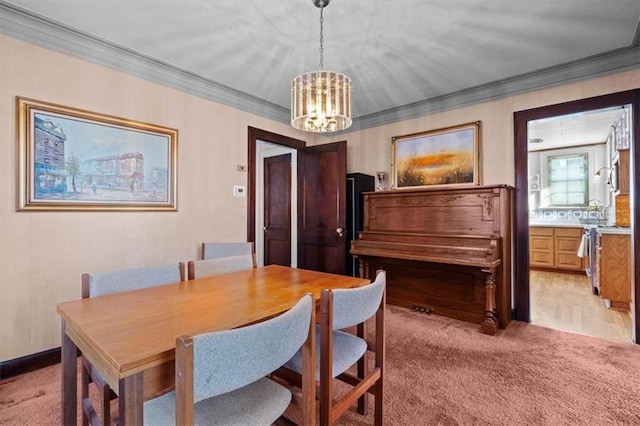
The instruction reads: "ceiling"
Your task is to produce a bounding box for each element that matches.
[528,106,624,151]
[2,0,639,137]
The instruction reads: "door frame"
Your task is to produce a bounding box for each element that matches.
[247,127,306,261]
[513,89,639,343]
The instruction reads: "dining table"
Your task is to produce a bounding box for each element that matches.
[57,264,369,425]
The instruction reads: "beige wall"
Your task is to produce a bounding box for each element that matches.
[0,35,315,361]
[323,71,639,189]
[1,34,638,362]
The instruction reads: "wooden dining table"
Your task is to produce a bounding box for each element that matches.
[57,264,369,425]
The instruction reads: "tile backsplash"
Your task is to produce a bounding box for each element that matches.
[530,208,611,225]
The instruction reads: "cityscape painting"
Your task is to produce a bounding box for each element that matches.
[391,121,481,190]
[17,97,177,211]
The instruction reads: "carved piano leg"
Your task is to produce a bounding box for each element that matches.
[480,268,499,335]
[357,257,371,279]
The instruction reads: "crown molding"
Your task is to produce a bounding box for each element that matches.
[346,45,640,133]
[2,3,639,133]
[0,3,290,123]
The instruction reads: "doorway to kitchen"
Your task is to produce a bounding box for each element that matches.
[513,89,639,344]
[527,106,632,342]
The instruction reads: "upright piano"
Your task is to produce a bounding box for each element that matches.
[350,185,513,335]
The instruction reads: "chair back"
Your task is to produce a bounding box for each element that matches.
[82,262,185,298]
[331,270,386,330]
[188,294,313,403]
[187,254,255,279]
[202,242,254,260]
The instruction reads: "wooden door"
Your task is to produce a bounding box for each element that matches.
[297,141,347,274]
[264,154,292,266]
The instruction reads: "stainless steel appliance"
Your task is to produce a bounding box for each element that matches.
[584,227,599,295]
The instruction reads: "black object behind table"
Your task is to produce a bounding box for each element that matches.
[346,173,375,277]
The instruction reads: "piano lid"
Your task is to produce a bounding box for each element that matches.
[361,186,508,237]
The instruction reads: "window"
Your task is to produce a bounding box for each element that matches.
[547,154,588,206]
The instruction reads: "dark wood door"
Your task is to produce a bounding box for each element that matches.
[264,153,292,266]
[297,141,347,274]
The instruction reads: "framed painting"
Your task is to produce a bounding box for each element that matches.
[391,121,481,189]
[16,97,177,211]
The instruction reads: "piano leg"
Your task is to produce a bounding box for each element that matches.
[357,257,371,279]
[480,267,499,335]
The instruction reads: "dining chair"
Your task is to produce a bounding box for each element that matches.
[81,261,185,426]
[143,294,315,426]
[187,254,256,280]
[277,269,386,426]
[201,241,255,261]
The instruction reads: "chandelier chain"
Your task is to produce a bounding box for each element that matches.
[319,6,324,70]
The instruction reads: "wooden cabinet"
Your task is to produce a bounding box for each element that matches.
[554,228,584,270]
[598,233,631,310]
[530,227,584,272]
[614,150,630,227]
[616,150,630,195]
[530,227,554,268]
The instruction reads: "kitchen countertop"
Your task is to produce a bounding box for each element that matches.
[529,222,632,234]
[529,222,584,228]
[595,226,632,235]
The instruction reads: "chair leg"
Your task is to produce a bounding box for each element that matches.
[319,290,334,426]
[100,386,111,426]
[92,365,112,426]
[81,357,113,426]
[356,322,368,415]
[374,290,386,426]
[374,380,383,426]
[81,359,90,426]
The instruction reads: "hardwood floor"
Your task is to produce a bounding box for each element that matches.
[530,270,633,343]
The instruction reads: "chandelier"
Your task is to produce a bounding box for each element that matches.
[291,0,352,133]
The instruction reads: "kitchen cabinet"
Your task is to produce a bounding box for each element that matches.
[615,150,630,195]
[608,106,630,226]
[530,227,584,271]
[598,232,631,311]
[554,228,584,270]
[530,227,554,268]
[613,150,630,227]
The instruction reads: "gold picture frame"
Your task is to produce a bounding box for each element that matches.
[16,97,178,211]
[391,121,481,190]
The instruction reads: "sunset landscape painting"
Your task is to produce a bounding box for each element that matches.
[392,122,480,189]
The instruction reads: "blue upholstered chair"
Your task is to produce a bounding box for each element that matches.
[201,242,255,262]
[278,270,386,426]
[143,294,314,426]
[81,262,185,426]
[190,242,256,279]
[187,254,256,280]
